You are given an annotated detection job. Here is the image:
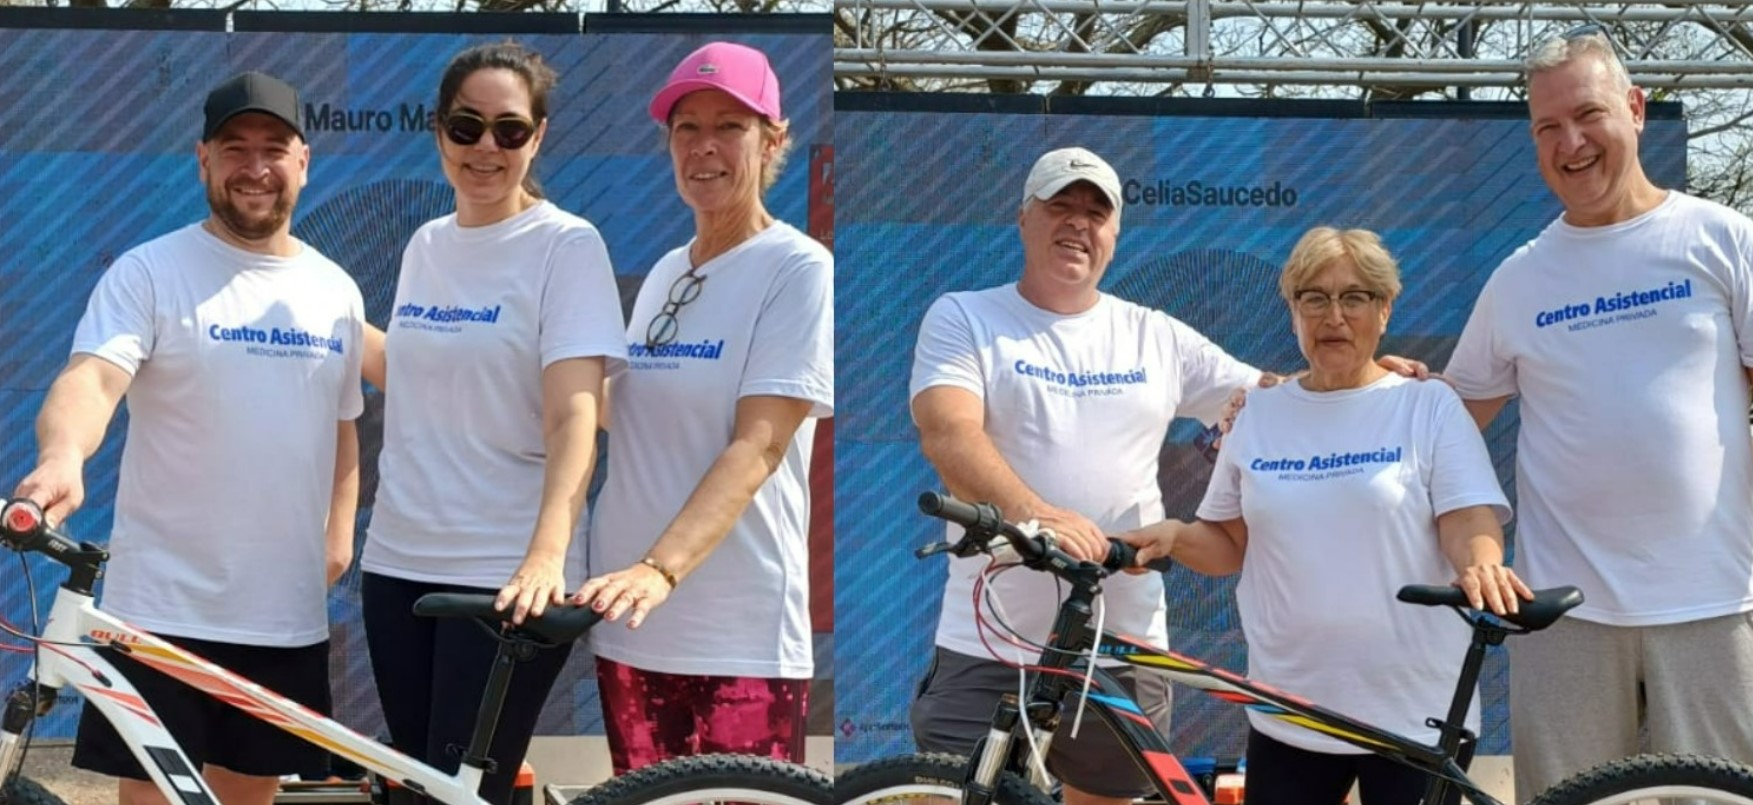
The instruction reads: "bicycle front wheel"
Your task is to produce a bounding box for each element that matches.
[1,776,69,805]
[835,753,1054,805]
[1528,754,1753,805]
[566,754,830,805]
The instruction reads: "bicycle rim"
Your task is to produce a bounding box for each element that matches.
[1529,754,1753,805]
[567,754,831,805]
[835,754,1053,805]
[841,779,963,804]
[1547,788,1753,805]
[629,789,822,805]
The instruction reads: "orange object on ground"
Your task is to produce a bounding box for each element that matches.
[376,761,534,805]
[1214,771,1245,804]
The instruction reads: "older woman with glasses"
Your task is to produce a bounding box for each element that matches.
[572,41,832,773]
[356,42,626,804]
[1126,227,1530,805]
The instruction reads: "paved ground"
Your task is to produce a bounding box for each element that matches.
[19,742,109,805]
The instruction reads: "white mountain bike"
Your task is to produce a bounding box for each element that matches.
[0,498,830,805]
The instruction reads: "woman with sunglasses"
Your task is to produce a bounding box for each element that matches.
[357,42,625,803]
[572,41,832,773]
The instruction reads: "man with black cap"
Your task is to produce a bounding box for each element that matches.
[905,146,1266,805]
[12,71,363,805]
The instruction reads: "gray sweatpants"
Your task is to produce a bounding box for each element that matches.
[1510,611,1753,801]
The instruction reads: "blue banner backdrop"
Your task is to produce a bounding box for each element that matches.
[831,102,1686,763]
[0,21,829,741]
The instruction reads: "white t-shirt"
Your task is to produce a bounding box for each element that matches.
[364,202,627,589]
[1446,192,1753,626]
[73,223,365,647]
[910,285,1261,660]
[590,222,833,679]
[1199,374,1509,754]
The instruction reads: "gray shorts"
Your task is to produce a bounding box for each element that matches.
[1510,611,1753,799]
[909,646,1173,798]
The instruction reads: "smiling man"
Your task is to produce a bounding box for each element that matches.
[906,147,1265,805]
[1444,30,1753,797]
[12,72,364,805]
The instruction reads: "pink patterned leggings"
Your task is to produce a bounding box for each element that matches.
[595,657,810,775]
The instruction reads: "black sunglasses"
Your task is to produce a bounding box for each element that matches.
[645,268,706,349]
[441,111,538,150]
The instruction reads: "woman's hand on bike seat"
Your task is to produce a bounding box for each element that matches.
[1452,561,1535,617]
[412,592,603,645]
[570,560,675,630]
[1396,584,1583,632]
[496,553,570,625]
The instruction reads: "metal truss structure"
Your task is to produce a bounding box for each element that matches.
[834,1,1753,94]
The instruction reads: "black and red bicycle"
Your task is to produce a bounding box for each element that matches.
[834,492,1753,805]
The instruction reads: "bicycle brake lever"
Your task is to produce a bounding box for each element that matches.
[915,542,954,559]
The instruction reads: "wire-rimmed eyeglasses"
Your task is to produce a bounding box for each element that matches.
[644,268,706,349]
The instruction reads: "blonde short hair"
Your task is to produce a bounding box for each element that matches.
[1278,227,1403,303]
[760,117,793,192]
[1526,29,1632,92]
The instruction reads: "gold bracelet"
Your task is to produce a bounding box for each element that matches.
[640,556,679,589]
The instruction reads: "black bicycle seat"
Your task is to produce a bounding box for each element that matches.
[411,592,602,644]
[1395,584,1584,632]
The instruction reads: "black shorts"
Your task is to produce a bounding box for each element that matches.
[72,634,333,780]
[1243,727,1475,805]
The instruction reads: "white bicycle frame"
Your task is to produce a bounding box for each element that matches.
[0,584,494,805]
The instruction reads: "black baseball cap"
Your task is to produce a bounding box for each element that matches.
[203,71,304,141]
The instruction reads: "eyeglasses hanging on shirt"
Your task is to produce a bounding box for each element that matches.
[645,267,706,349]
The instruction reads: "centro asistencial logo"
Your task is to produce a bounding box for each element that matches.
[1249,446,1403,481]
[208,323,344,359]
[1012,359,1147,399]
[1535,279,1692,332]
[394,302,502,334]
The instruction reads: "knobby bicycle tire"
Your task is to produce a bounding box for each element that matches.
[566,754,831,805]
[834,753,1055,805]
[1528,753,1753,805]
[0,776,68,805]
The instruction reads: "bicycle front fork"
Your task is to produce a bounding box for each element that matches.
[964,694,1057,805]
[0,681,60,781]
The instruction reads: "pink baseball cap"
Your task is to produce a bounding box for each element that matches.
[649,41,783,125]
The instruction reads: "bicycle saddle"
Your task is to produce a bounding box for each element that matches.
[412,592,603,644]
[1395,584,1584,632]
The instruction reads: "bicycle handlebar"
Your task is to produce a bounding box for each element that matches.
[0,499,96,562]
[917,492,1175,575]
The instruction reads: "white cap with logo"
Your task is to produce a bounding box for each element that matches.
[1022,147,1123,213]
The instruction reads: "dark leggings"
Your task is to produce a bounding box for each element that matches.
[1243,728,1476,805]
[362,572,573,805]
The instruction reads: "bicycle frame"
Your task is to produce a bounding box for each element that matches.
[1095,629,1494,805]
[918,494,1574,805]
[0,583,494,805]
[975,584,1500,805]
